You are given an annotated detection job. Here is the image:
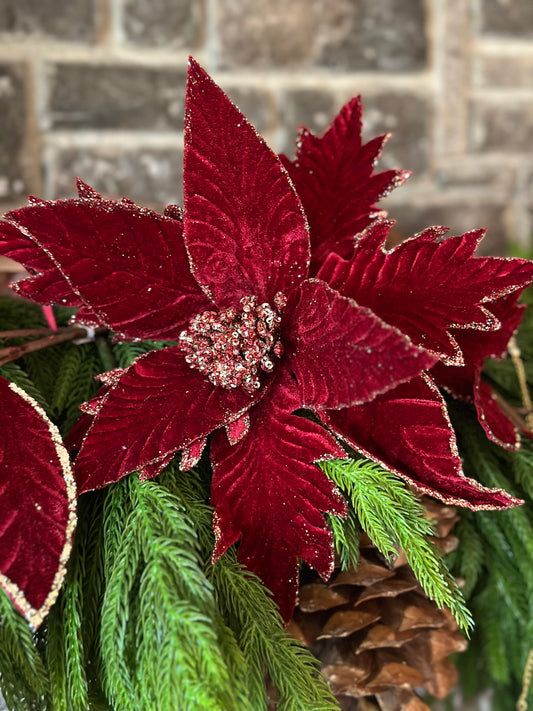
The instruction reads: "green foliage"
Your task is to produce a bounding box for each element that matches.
[448,399,533,702]
[321,457,473,633]
[0,591,49,711]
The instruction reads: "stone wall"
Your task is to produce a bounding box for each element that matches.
[0,0,532,254]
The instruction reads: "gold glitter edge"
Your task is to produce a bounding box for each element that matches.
[6,382,77,629]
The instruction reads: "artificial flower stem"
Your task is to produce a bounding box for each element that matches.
[0,326,99,366]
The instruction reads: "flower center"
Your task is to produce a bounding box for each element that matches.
[179,293,287,393]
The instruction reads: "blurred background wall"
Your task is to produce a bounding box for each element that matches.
[0,0,532,255]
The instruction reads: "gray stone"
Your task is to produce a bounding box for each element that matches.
[224,86,278,134]
[216,0,427,71]
[359,92,431,175]
[122,0,204,48]
[479,56,533,88]
[471,101,533,153]
[50,146,184,210]
[388,201,508,255]
[280,89,338,155]
[0,0,98,41]
[480,0,533,37]
[317,0,427,72]
[48,63,187,131]
[0,63,28,203]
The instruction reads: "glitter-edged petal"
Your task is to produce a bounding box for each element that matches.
[475,376,521,451]
[210,372,347,622]
[75,346,261,494]
[321,374,519,510]
[3,199,210,340]
[0,377,76,628]
[283,279,435,410]
[0,219,81,307]
[183,58,310,308]
[280,97,410,274]
[318,221,533,365]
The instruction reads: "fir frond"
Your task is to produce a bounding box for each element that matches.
[162,464,339,710]
[0,360,50,414]
[454,516,485,599]
[325,508,360,571]
[321,458,473,633]
[0,590,49,711]
[112,340,175,369]
[210,550,339,711]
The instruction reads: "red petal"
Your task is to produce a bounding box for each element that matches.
[0,377,76,627]
[0,219,81,306]
[321,374,519,510]
[210,373,347,621]
[3,199,210,340]
[180,437,207,471]
[319,222,533,365]
[183,58,310,308]
[225,413,250,445]
[475,375,521,451]
[75,346,260,493]
[280,97,410,274]
[283,279,435,410]
[76,178,101,200]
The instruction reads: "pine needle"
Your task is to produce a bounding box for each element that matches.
[321,457,473,633]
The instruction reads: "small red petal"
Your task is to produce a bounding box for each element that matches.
[180,437,207,471]
[322,374,520,510]
[3,198,210,340]
[281,97,409,273]
[225,413,250,445]
[210,372,347,622]
[75,346,261,494]
[283,279,435,410]
[183,58,310,308]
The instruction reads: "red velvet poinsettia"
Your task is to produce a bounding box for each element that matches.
[0,60,443,620]
[0,375,76,627]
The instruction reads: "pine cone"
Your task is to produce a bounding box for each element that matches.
[288,498,467,711]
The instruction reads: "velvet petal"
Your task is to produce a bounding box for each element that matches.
[0,377,76,628]
[210,373,347,621]
[318,222,533,364]
[283,279,435,410]
[0,219,81,307]
[321,374,519,510]
[183,58,310,308]
[75,346,260,494]
[280,97,410,273]
[432,296,527,449]
[3,199,210,340]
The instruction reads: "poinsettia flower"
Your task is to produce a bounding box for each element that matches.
[312,219,533,505]
[0,375,76,628]
[0,60,439,620]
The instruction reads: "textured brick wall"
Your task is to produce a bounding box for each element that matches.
[0,0,532,254]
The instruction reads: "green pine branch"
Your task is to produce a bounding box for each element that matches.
[321,457,473,633]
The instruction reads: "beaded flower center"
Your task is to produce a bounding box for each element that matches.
[179,293,287,393]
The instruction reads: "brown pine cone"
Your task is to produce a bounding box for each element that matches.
[288,498,467,711]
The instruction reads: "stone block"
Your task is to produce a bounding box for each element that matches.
[480,0,533,37]
[471,101,533,153]
[317,0,427,72]
[122,0,203,48]
[478,56,533,88]
[0,0,98,41]
[280,89,338,155]
[388,201,508,255]
[0,63,28,203]
[359,92,431,175]
[48,63,187,131]
[225,86,278,134]
[216,0,427,71]
[50,146,184,209]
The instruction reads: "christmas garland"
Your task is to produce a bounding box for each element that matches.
[0,58,532,710]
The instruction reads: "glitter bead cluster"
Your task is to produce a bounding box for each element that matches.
[179,293,287,393]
